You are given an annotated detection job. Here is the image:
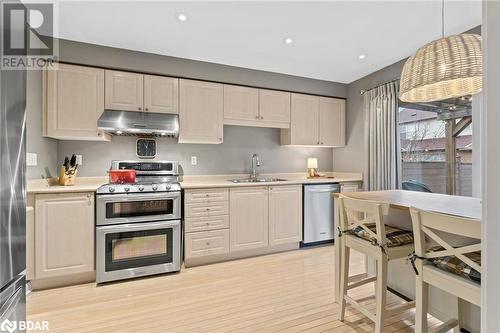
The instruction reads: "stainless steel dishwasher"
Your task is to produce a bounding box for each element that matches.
[301,183,340,247]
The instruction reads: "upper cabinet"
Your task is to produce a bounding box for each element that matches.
[223,86,290,129]
[105,70,143,111]
[179,79,224,144]
[43,63,110,141]
[223,85,259,122]
[281,93,345,147]
[144,75,179,114]
[259,89,291,125]
[105,70,179,114]
[319,97,346,147]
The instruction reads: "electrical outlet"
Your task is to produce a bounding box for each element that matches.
[76,155,83,165]
[26,153,37,166]
[191,156,197,166]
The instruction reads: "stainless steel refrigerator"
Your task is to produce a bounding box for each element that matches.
[0,40,27,331]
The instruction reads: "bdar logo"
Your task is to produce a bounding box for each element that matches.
[0,319,17,333]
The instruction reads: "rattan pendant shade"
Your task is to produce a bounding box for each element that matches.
[399,34,482,103]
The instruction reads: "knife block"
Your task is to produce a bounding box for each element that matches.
[58,166,78,186]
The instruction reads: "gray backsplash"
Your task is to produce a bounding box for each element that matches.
[57,126,333,177]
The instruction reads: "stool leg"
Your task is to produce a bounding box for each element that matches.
[339,241,350,321]
[375,256,388,333]
[452,297,461,333]
[415,268,428,333]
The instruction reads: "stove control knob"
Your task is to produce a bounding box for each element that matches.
[124,186,130,192]
[165,184,172,191]
[108,186,115,193]
[138,185,144,192]
[152,184,158,191]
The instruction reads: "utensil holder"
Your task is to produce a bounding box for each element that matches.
[58,166,78,186]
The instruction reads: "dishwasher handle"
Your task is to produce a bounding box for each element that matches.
[307,189,337,193]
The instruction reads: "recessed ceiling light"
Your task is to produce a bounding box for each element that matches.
[177,13,188,22]
[284,37,293,45]
[358,54,367,59]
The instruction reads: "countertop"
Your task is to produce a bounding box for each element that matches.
[27,172,363,194]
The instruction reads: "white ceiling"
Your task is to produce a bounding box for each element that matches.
[53,1,482,83]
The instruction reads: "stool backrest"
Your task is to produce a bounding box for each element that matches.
[409,207,481,274]
[338,195,390,246]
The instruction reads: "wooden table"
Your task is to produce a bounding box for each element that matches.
[333,190,482,302]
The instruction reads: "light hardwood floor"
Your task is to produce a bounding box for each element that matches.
[27,246,442,333]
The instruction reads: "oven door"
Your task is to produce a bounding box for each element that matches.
[96,192,181,226]
[96,220,181,283]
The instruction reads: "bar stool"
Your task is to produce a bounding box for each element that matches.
[409,207,481,333]
[337,195,415,333]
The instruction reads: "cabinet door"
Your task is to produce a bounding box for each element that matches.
[144,75,179,114]
[289,93,320,145]
[319,97,346,147]
[223,85,259,122]
[105,70,144,112]
[259,89,291,124]
[44,63,109,141]
[179,79,224,144]
[269,185,302,246]
[34,193,95,279]
[230,187,269,251]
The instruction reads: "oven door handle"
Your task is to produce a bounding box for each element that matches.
[97,192,180,202]
[96,220,180,233]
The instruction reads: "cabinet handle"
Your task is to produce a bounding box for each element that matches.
[206,242,210,246]
[138,107,142,111]
[206,194,209,197]
[145,108,149,111]
[219,138,222,141]
[260,116,264,120]
[206,208,210,211]
[321,142,324,145]
[87,194,92,205]
[317,141,320,144]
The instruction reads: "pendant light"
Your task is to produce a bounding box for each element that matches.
[399,0,482,103]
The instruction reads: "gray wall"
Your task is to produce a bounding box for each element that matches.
[26,70,58,179]
[27,39,346,179]
[58,126,333,177]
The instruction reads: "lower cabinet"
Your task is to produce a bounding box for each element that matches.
[229,187,269,252]
[184,185,303,266]
[268,185,302,246]
[34,192,95,280]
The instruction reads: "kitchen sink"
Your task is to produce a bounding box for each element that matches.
[228,178,288,183]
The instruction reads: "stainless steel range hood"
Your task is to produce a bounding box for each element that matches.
[98,110,179,137]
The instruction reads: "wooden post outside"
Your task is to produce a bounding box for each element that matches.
[445,120,456,195]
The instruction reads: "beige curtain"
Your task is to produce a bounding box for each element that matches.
[364,81,399,191]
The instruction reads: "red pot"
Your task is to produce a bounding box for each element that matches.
[108,169,136,184]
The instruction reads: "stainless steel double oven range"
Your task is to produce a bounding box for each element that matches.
[96,161,181,283]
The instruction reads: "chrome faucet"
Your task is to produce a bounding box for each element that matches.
[250,153,261,179]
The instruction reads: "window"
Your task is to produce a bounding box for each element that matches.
[398,107,473,196]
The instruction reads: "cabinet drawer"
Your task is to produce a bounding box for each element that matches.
[185,229,230,258]
[185,188,229,203]
[185,215,229,233]
[185,201,229,218]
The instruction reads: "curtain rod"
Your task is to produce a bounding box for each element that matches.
[359,78,400,95]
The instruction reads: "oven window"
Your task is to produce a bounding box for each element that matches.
[105,228,173,272]
[106,199,173,219]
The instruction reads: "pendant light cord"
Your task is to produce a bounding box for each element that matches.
[441,0,445,38]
